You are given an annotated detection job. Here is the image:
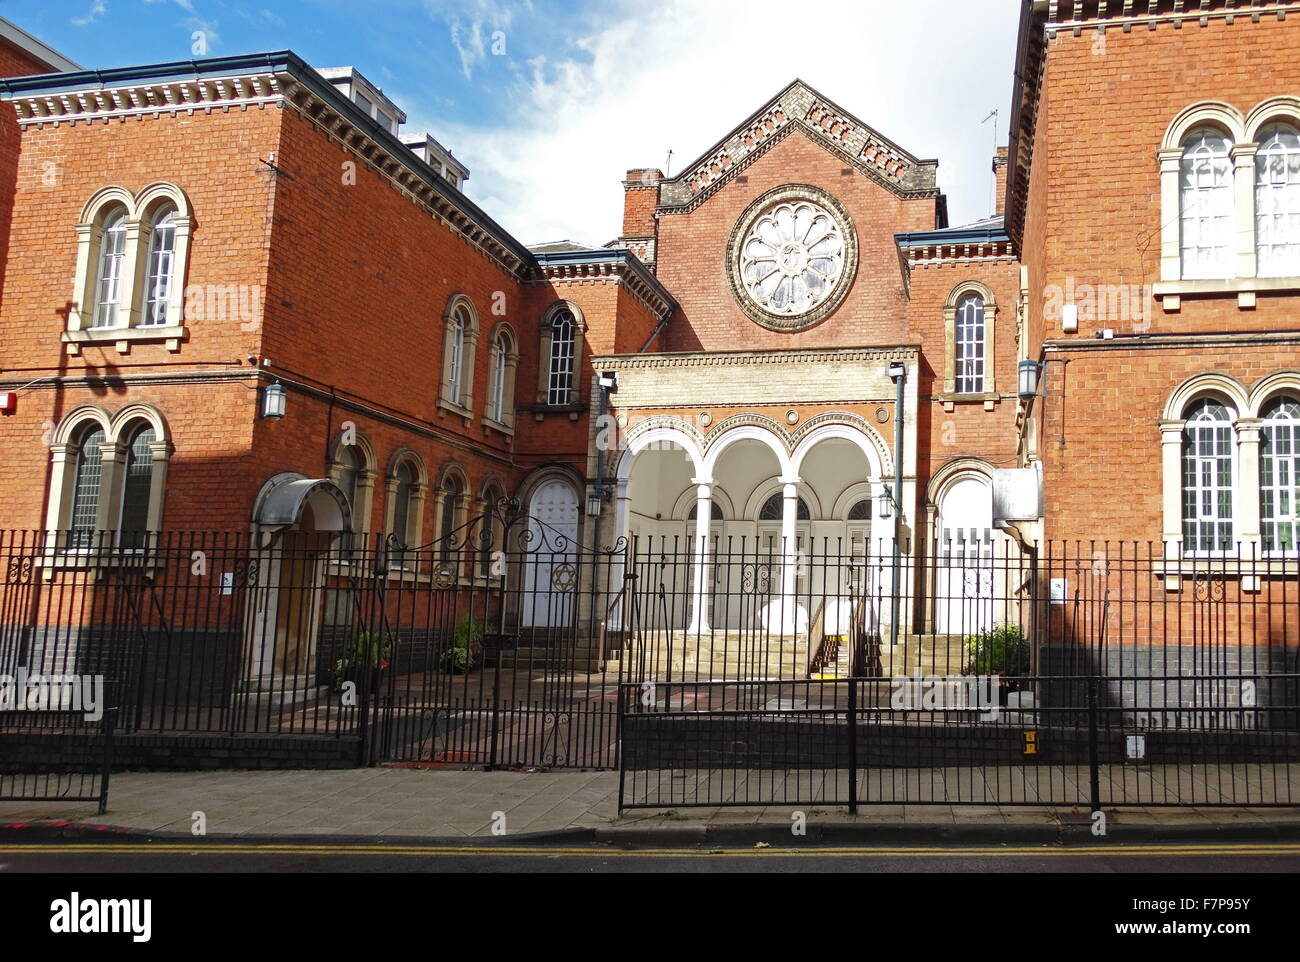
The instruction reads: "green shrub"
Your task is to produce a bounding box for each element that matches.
[332,630,392,687]
[440,614,483,674]
[962,624,1030,678]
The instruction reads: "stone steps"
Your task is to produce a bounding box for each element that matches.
[879,633,968,678]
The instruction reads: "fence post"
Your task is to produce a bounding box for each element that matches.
[616,683,626,815]
[1087,676,1101,814]
[847,678,858,815]
[97,705,116,816]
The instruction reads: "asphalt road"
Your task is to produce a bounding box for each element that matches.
[1,840,1298,872]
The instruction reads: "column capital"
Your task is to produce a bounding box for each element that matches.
[690,477,714,488]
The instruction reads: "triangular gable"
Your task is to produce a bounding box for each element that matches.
[657,79,940,212]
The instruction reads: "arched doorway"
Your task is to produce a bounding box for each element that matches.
[935,474,995,636]
[522,478,580,628]
[247,474,351,692]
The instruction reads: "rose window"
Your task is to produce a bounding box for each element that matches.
[739,201,846,317]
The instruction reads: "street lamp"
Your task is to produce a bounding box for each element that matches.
[262,381,287,420]
[1018,360,1043,400]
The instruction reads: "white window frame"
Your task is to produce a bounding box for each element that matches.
[45,405,171,555]
[438,296,478,419]
[1181,399,1237,556]
[1255,124,1300,279]
[547,310,576,406]
[1260,396,1300,555]
[1180,128,1236,281]
[66,183,193,355]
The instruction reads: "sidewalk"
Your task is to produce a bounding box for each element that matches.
[4,768,1300,843]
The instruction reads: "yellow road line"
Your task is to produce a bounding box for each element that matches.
[1,843,1298,858]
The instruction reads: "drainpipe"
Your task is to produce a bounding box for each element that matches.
[889,363,907,649]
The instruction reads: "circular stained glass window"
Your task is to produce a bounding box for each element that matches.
[728,186,857,332]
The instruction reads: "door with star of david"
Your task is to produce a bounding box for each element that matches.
[522,479,579,628]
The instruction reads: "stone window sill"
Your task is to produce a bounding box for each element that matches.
[437,397,473,424]
[1153,277,1300,311]
[529,402,586,422]
[1152,557,1298,593]
[935,392,1000,412]
[62,325,187,355]
[481,416,516,438]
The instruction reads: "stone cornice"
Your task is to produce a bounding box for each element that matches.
[655,80,940,216]
[904,243,1018,265]
[1044,330,1300,351]
[593,345,920,370]
[529,254,674,317]
[1047,0,1299,32]
[0,52,537,280]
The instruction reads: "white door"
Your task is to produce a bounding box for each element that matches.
[936,478,995,636]
[523,481,579,628]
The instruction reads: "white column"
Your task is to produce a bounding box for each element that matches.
[1158,148,1184,283]
[609,479,632,630]
[1159,420,1185,591]
[686,479,713,635]
[1231,144,1259,283]
[1235,418,1263,588]
[779,477,801,634]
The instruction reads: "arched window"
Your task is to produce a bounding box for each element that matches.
[439,298,478,414]
[490,331,509,423]
[547,309,576,406]
[1181,127,1235,280]
[141,206,177,327]
[438,472,465,560]
[391,461,417,550]
[91,210,128,329]
[1255,125,1300,278]
[479,482,505,576]
[687,501,724,521]
[1261,396,1300,553]
[759,493,810,521]
[1182,398,1235,553]
[954,294,986,394]
[847,499,872,521]
[447,307,466,402]
[118,424,156,548]
[69,427,106,545]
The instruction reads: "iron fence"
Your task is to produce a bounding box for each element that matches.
[0,523,1297,782]
[0,705,116,814]
[618,675,1300,811]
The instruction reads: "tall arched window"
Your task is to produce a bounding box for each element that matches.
[479,482,505,576]
[954,294,986,394]
[391,461,417,550]
[447,307,466,403]
[1261,396,1300,553]
[141,206,177,327]
[1256,125,1300,278]
[490,331,508,422]
[1182,398,1236,553]
[335,444,362,556]
[118,424,157,548]
[69,427,106,545]
[438,473,464,560]
[547,309,576,406]
[91,210,128,329]
[1181,127,1235,280]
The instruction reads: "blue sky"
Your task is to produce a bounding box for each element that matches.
[10,0,1024,246]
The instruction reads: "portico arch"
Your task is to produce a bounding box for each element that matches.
[246,473,352,696]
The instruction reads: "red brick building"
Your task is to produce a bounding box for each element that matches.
[0,2,1296,694]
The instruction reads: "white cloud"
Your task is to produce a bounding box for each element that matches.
[413,0,1020,248]
[424,0,533,80]
[72,0,108,27]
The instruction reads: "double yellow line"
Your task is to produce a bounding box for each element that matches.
[1,842,1298,858]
